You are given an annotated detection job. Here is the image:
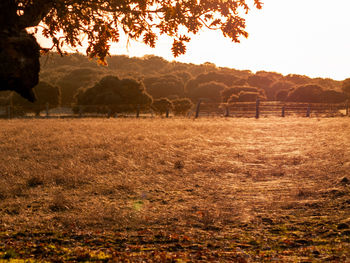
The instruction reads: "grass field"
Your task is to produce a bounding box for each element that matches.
[0,117,349,262]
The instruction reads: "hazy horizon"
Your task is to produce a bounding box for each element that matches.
[36,0,350,81]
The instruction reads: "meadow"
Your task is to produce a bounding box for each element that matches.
[0,117,349,262]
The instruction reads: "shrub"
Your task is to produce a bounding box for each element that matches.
[187,81,227,103]
[238,91,260,102]
[221,85,266,102]
[275,89,289,101]
[11,81,60,116]
[286,84,323,103]
[74,75,153,114]
[320,90,348,103]
[227,94,239,103]
[172,98,193,116]
[152,98,173,115]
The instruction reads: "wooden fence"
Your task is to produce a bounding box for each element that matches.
[0,101,349,119]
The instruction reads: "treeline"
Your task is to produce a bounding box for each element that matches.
[1,53,350,115]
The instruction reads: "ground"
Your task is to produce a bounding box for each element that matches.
[0,117,349,262]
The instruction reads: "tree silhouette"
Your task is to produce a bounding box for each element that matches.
[0,0,262,101]
[286,84,323,103]
[342,78,350,98]
[172,98,193,116]
[152,98,173,116]
[11,81,60,116]
[75,75,152,114]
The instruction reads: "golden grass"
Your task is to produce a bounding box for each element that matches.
[0,117,349,261]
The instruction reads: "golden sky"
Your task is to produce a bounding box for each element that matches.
[37,0,350,80]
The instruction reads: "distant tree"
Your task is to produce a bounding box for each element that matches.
[238,91,261,102]
[247,74,276,100]
[320,90,347,103]
[0,94,9,107]
[227,94,239,104]
[140,55,170,74]
[286,84,324,103]
[313,77,341,90]
[174,71,193,84]
[221,85,266,102]
[172,98,193,116]
[11,81,60,116]
[187,81,227,103]
[185,72,241,96]
[143,74,184,99]
[75,76,152,114]
[275,89,289,101]
[58,68,103,105]
[269,81,294,101]
[284,74,311,85]
[342,78,350,97]
[152,98,173,116]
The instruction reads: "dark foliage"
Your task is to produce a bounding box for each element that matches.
[275,89,289,101]
[284,74,311,85]
[187,81,228,103]
[286,84,324,103]
[221,85,266,102]
[74,75,152,114]
[57,68,103,105]
[143,74,185,99]
[0,31,39,102]
[11,81,60,115]
[152,98,173,115]
[342,78,350,97]
[269,81,295,101]
[320,90,347,103]
[238,91,261,102]
[185,72,241,96]
[172,98,193,116]
[247,74,276,100]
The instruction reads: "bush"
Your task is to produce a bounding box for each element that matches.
[143,74,185,99]
[74,75,153,114]
[238,91,260,102]
[342,78,350,97]
[227,94,239,103]
[286,84,323,103]
[152,98,173,115]
[320,90,347,103]
[172,98,193,116]
[187,81,227,103]
[11,81,60,116]
[221,85,265,102]
[275,89,289,101]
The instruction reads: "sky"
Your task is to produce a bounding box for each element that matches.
[37,0,350,80]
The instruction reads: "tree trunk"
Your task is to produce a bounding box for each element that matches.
[0,0,40,102]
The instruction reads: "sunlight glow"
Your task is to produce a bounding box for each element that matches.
[37,0,350,80]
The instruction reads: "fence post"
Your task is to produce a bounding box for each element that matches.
[107,108,112,118]
[79,105,82,118]
[306,104,311,117]
[224,104,229,117]
[7,105,11,119]
[346,100,349,116]
[166,108,169,118]
[255,98,260,119]
[281,106,285,117]
[45,103,49,117]
[195,100,201,119]
[136,104,140,118]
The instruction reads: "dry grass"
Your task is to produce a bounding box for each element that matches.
[0,117,349,261]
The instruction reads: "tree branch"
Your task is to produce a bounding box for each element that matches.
[18,0,55,29]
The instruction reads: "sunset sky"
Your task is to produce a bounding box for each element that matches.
[38,0,350,80]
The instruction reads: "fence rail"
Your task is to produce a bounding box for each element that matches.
[0,101,349,119]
